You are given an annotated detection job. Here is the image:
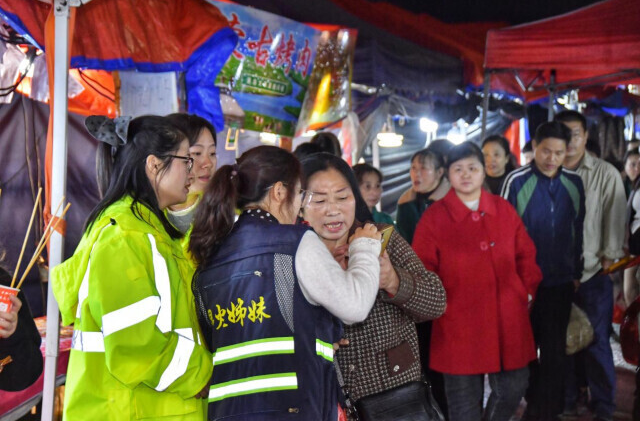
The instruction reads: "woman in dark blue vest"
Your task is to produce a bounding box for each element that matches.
[189,145,382,421]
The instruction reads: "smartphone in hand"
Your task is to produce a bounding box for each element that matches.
[379,226,394,257]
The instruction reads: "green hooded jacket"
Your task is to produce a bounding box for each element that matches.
[52,196,212,420]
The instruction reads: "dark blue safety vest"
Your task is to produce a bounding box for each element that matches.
[194,214,342,421]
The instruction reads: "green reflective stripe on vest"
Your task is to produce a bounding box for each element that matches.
[516,175,538,217]
[315,339,333,362]
[213,337,295,366]
[208,372,298,402]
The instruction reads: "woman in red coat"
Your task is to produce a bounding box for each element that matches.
[413,142,542,421]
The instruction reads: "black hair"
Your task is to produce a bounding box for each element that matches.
[555,110,587,132]
[352,163,383,185]
[624,149,640,186]
[446,142,485,169]
[522,141,533,153]
[300,153,372,223]
[310,132,342,157]
[624,148,640,164]
[534,121,571,145]
[166,113,216,147]
[190,146,302,264]
[586,138,601,158]
[482,135,510,156]
[293,142,323,161]
[0,265,10,286]
[426,139,455,164]
[411,148,445,171]
[86,115,188,239]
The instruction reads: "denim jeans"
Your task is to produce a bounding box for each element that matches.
[443,367,529,421]
[564,273,616,418]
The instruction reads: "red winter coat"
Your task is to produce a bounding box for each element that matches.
[412,189,542,375]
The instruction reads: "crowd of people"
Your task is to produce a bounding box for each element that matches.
[1,109,638,421]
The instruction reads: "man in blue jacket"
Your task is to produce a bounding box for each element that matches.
[502,121,585,421]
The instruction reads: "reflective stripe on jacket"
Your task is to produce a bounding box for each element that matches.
[52,196,212,420]
[193,215,341,420]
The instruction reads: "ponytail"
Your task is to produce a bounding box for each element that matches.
[189,165,238,264]
[95,142,118,198]
[190,145,302,265]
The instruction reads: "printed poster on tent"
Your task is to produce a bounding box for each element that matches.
[208,1,320,137]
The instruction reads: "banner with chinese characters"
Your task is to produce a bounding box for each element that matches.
[209,1,320,137]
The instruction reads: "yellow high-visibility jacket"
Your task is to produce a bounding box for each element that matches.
[52,196,212,420]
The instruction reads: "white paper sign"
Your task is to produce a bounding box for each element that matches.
[118,71,178,117]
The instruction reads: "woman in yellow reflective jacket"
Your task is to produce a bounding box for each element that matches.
[52,115,212,420]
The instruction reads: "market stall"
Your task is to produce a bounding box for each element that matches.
[0,1,236,419]
[0,319,72,421]
[483,0,640,101]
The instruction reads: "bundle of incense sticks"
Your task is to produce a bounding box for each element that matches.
[11,191,71,290]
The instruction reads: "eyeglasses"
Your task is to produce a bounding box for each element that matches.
[169,155,194,172]
[303,191,355,211]
[300,189,313,208]
[265,183,313,208]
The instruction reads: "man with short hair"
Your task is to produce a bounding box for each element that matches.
[556,110,626,421]
[502,121,585,421]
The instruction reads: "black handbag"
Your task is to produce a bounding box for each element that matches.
[353,380,445,421]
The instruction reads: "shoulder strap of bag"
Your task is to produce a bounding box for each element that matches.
[334,360,360,420]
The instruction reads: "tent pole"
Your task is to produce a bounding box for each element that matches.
[372,135,380,170]
[548,69,556,121]
[481,70,491,140]
[41,1,70,420]
[371,138,381,212]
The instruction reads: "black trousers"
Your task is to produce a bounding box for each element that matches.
[634,354,640,421]
[417,320,449,420]
[526,282,574,420]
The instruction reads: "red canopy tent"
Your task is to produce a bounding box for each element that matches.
[326,0,506,86]
[483,0,640,101]
[0,2,235,419]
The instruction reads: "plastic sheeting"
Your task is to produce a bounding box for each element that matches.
[0,0,237,130]
[484,0,640,99]
[326,0,505,86]
[0,36,116,116]
[356,95,512,214]
[231,0,464,101]
[0,94,100,316]
[0,0,233,70]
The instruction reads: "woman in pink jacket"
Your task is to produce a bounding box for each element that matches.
[413,142,542,421]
